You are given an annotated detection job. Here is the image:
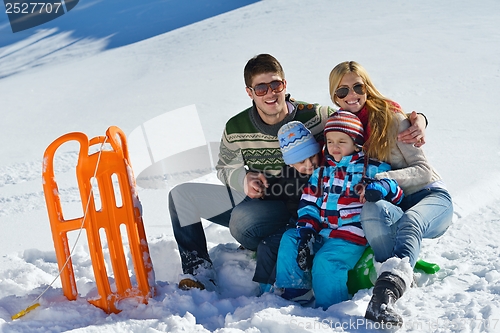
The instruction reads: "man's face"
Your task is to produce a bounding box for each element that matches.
[245,72,288,125]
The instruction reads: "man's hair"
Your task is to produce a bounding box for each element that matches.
[244,54,285,88]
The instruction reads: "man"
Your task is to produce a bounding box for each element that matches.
[169,54,426,291]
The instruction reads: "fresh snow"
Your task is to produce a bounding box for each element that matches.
[1,0,500,332]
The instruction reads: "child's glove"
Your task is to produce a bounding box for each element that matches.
[364,178,404,204]
[296,228,316,271]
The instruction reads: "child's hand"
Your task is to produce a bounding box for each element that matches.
[364,178,403,204]
[296,228,316,271]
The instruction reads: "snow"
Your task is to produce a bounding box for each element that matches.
[1,0,500,331]
[374,257,413,292]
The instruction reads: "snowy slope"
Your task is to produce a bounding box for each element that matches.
[1,0,500,332]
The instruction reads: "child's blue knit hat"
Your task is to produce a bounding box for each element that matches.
[278,121,320,165]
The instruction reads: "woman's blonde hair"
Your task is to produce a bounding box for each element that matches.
[329,61,406,161]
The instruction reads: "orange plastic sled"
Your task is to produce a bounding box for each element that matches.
[42,126,155,314]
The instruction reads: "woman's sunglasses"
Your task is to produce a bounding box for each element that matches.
[335,83,366,99]
[248,80,285,97]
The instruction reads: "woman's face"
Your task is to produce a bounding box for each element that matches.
[334,72,367,113]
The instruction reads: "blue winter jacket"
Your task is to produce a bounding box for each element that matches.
[296,151,402,245]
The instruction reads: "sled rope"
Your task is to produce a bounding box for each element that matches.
[12,136,109,320]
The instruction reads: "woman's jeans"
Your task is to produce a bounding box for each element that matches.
[360,187,453,267]
[169,183,291,275]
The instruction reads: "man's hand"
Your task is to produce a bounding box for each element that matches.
[244,172,268,198]
[397,111,426,147]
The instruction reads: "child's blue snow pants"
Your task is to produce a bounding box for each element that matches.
[275,228,366,309]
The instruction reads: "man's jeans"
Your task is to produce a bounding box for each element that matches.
[169,182,291,274]
[360,187,453,267]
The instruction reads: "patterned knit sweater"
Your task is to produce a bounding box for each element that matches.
[216,94,335,192]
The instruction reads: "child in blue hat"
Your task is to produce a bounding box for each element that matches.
[252,121,322,293]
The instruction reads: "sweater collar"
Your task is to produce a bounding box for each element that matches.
[249,94,298,136]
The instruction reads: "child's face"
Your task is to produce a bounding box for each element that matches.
[326,131,359,162]
[290,154,319,175]
[334,72,367,113]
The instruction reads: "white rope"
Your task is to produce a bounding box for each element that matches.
[32,136,109,306]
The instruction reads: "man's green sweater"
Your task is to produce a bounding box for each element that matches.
[216,94,335,192]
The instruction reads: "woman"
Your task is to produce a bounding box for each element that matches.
[328,61,453,327]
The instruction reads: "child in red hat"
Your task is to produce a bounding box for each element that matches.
[275,111,403,310]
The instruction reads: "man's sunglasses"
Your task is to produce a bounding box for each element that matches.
[248,80,285,97]
[335,83,366,99]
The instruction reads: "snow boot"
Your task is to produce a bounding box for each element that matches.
[179,277,206,290]
[365,257,413,327]
[178,263,218,292]
[179,273,217,291]
[276,288,315,306]
[365,271,406,327]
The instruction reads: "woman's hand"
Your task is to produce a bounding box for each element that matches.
[397,111,426,147]
[355,183,367,203]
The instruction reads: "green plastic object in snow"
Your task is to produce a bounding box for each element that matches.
[347,246,377,295]
[347,247,441,295]
[414,259,441,274]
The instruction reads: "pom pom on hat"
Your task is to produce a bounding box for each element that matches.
[324,111,365,148]
[278,121,320,165]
